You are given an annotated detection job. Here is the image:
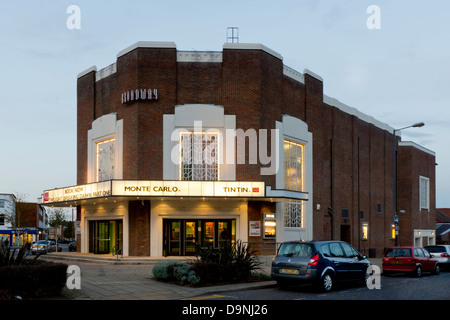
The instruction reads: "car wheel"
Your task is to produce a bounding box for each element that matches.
[318,273,334,292]
[433,264,440,275]
[414,266,422,278]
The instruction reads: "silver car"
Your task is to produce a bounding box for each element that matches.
[31,240,55,255]
[425,245,450,270]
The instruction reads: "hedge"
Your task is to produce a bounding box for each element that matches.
[0,260,68,300]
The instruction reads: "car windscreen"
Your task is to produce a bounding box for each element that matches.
[277,243,314,257]
[385,248,411,257]
[35,241,47,244]
[425,246,446,253]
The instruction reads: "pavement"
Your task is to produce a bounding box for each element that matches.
[38,252,383,300]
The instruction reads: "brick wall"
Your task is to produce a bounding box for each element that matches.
[398,144,436,245]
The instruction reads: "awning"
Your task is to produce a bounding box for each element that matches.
[41,180,308,207]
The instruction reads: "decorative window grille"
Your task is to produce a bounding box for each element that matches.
[419,176,430,210]
[284,202,302,228]
[96,138,115,182]
[283,139,304,228]
[181,132,218,181]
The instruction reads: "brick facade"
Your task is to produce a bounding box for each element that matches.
[75,42,436,257]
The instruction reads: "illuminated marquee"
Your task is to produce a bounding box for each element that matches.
[112,180,265,198]
[43,181,111,203]
[43,180,265,203]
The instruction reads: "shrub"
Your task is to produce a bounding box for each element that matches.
[196,240,262,283]
[152,241,262,287]
[0,260,68,300]
[152,261,199,285]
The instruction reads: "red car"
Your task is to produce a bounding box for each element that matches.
[382,246,440,277]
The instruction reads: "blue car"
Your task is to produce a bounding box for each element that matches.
[271,240,371,292]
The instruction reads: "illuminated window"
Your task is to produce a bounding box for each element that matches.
[264,213,276,239]
[419,176,429,210]
[96,138,115,182]
[284,140,304,191]
[180,132,218,181]
[283,140,304,228]
[362,222,369,240]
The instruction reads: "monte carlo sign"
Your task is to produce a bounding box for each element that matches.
[43,180,265,204]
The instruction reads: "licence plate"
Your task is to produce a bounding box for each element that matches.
[281,268,299,274]
[392,260,403,264]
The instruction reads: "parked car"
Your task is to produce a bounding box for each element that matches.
[31,240,55,255]
[271,240,371,292]
[68,241,77,252]
[424,245,450,270]
[382,246,440,277]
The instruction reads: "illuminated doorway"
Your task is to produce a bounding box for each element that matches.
[163,219,235,256]
[89,220,123,254]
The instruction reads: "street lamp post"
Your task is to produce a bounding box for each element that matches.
[393,122,425,246]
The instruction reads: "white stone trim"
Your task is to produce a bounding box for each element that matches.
[77,65,97,79]
[177,51,222,63]
[117,41,176,58]
[283,65,305,84]
[223,43,283,61]
[87,113,123,183]
[275,115,313,242]
[163,104,236,181]
[303,68,323,82]
[95,63,117,82]
[398,141,435,156]
[323,94,395,134]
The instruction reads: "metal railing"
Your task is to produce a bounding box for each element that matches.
[244,241,282,256]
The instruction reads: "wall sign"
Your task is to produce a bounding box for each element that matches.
[121,88,158,104]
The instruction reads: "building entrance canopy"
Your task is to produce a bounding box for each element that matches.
[41,180,308,206]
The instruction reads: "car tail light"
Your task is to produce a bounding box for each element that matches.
[308,254,319,266]
[441,253,450,257]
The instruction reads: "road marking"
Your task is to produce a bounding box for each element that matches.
[181,294,225,300]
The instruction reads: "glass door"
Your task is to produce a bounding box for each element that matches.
[164,220,181,256]
[202,221,215,249]
[97,221,110,253]
[89,220,122,254]
[184,221,197,255]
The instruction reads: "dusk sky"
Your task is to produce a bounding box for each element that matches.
[1,0,449,208]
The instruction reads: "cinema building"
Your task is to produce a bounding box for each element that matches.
[42,42,436,258]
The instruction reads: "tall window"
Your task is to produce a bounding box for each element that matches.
[419,176,430,210]
[96,138,115,182]
[284,140,304,191]
[180,132,218,181]
[283,139,304,228]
